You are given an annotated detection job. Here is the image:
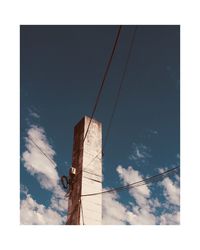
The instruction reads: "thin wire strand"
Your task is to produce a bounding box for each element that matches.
[65,166,180,198]
[65,167,179,224]
[103,26,138,150]
[73,166,180,197]
[83,25,122,143]
[28,136,63,182]
[28,136,57,167]
[76,26,138,174]
[80,198,85,225]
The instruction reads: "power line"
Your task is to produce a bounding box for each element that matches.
[76,166,180,197]
[83,25,122,143]
[28,136,57,167]
[78,26,138,172]
[70,25,124,183]
[65,166,179,224]
[80,198,85,225]
[65,166,179,198]
[103,26,138,150]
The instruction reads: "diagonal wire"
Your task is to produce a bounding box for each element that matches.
[77,26,138,173]
[80,198,85,225]
[28,136,57,167]
[83,25,122,143]
[76,166,180,197]
[103,26,138,150]
[65,166,180,198]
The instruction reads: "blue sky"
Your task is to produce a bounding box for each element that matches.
[20,25,180,224]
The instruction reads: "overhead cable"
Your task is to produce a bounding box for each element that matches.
[29,136,57,167]
[80,198,85,225]
[80,26,138,171]
[83,25,122,143]
[65,166,180,198]
[103,26,138,150]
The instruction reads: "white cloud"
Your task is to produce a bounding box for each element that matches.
[126,207,156,225]
[129,143,151,166]
[50,186,68,213]
[20,184,29,196]
[149,198,161,212]
[159,211,180,225]
[102,187,157,225]
[116,165,150,208]
[116,165,158,224]
[102,165,180,225]
[29,109,40,119]
[20,182,67,225]
[20,192,66,225]
[21,125,68,224]
[149,129,158,135]
[102,191,128,225]
[22,125,59,190]
[21,125,180,225]
[136,148,144,158]
[162,177,180,206]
